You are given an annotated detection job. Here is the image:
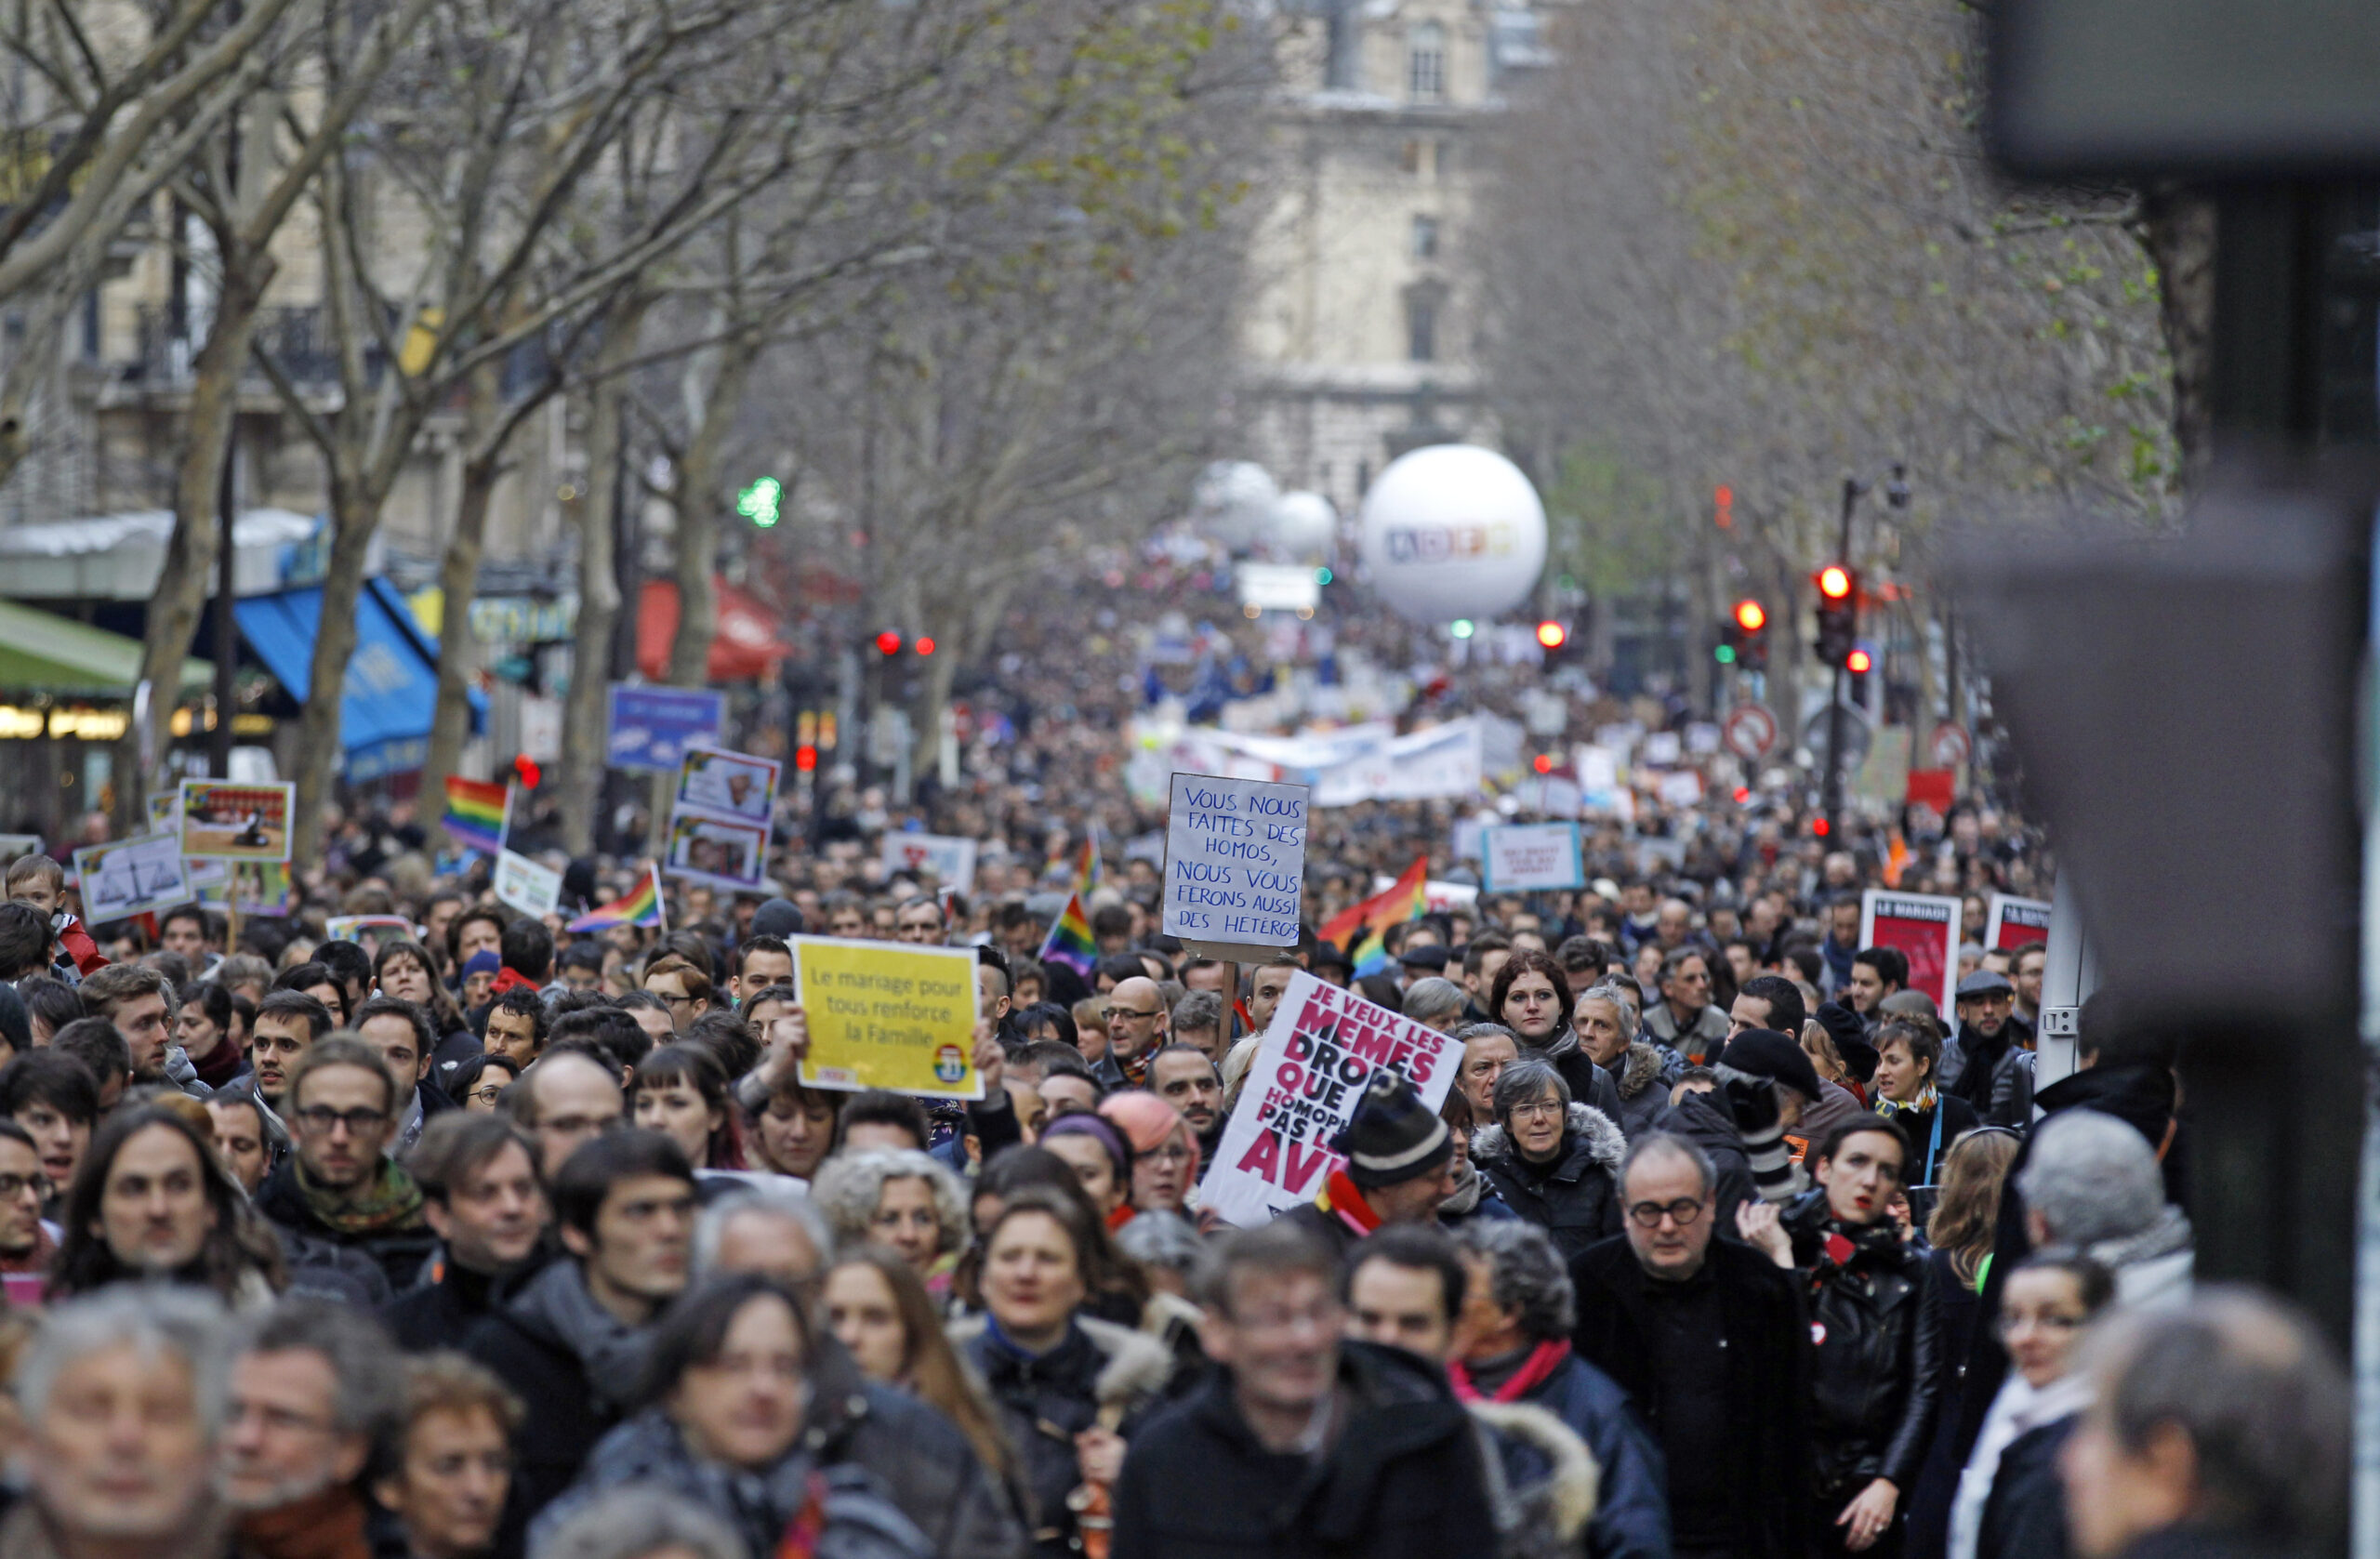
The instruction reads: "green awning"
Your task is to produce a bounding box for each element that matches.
[0,598,212,698]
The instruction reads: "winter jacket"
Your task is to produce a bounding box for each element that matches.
[1515,1350,1673,1559]
[1471,1103,1628,1262]
[1974,1416,2077,1559]
[1540,1040,1628,1125]
[1471,1398,1604,1559]
[1604,1042,1677,1139]
[1906,1245,1988,1559]
[958,1314,1173,1558]
[1937,1023,2033,1129]
[1650,1090,1757,1226]
[381,1249,546,1353]
[1569,1234,1814,1559]
[252,1161,440,1298]
[801,1336,1033,1559]
[532,1408,931,1559]
[1109,1339,1501,1559]
[1640,1000,1729,1064]
[1783,1192,1943,1496]
[1439,1162,1522,1228]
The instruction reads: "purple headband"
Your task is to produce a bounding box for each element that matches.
[1040,1111,1130,1173]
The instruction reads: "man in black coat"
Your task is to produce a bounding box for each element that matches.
[251,1036,440,1297]
[464,1130,697,1552]
[383,1112,549,1352]
[1571,1130,1814,1559]
[1112,1221,1499,1559]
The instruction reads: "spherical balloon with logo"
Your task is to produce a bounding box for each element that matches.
[1357,444,1547,622]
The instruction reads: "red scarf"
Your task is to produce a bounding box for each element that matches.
[1448,1338,1572,1404]
[488,967,540,999]
[1316,1169,1382,1237]
[1105,1203,1137,1233]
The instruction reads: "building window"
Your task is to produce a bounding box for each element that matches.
[1408,23,1445,102]
[1412,216,1439,259]
[1408,294,1438,362]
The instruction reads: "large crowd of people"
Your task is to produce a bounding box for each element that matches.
[0,606,2345,1559]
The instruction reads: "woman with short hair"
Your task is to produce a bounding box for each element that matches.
[1467,1056,1625,1260]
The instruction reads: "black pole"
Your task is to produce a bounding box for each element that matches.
[1821,476,1862,836]
[210,432,237,777]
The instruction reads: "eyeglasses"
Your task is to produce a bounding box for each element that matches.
[1143,1144,1195,1165]
[466,1085,509,1105]
[294,1106,388,1137]
[1106,1008,1162,1022]
[1626,1197,1707,1228]
[0,1173,38,1199]
[657,992,699,1009]
[1508,1099,1566,1120]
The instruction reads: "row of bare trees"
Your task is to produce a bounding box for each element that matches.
[0,0,1258,859]
[1477,0,2188,730]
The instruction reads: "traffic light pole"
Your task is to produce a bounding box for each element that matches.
[1821,476,1863,837]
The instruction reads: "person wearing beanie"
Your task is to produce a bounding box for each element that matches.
[458,949,502,1013]
[1813,1000,1880,1090]
[1654,1027,1818,1227]
[1279,1069,1458,1262]
[749,897,805,941]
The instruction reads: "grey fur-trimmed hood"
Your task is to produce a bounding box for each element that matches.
[1471,1398,1599,1553]
[1618,1041,1667,1100]
[1472,1103,1626,1175]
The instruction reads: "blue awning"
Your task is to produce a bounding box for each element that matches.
[235,578,486,782]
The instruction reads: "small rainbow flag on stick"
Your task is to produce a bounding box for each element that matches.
[1316,854,1429,978]
[442,777,509,856]
[568,863,667,933]
[1038,890,1097,977]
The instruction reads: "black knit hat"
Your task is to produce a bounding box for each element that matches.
[751,898,805,940]
[1332,1069,1452,1189]
[1715,1027,1827,1105]
[1814,1001,1879,1087]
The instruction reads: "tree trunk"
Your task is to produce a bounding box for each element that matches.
[126,255,274,813]
[556,298,650,856]
[2141,187,2216,495]
[417,365,508,841]
[287,482,379,865]
[667,344,758,688]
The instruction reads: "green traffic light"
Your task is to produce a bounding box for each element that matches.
[1714,645,1737,664]
[736,476,784,528]
[1450,619,1475,640]
[1315,566,1333,586]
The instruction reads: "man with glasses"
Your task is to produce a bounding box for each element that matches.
[1100,974,1171,1089]
[1570,1131,1814,1559]
[1644,947,1731,1064]
[0,1118,53,1299]
[1112,1221,1498,1556]
[255,1037,438,1295]
[465,1130,699,1541]
[223,1298,403,1559]
[507,1050,627,1178]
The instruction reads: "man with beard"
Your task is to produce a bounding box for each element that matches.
[222,1300,405,1559]
[1147,1044,1225,1169]
[1938,970,2034,1129]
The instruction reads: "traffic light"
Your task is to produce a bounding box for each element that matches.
[874,630,904,657]
[1814,564,1858,667]
[1536,620,1568,652]
[1845,645,1873,699]
[915,637,935,656]
[736,476,784,528]
[1714,484,1734,531]
[511,754,541,789]
[1730,599,1767,671]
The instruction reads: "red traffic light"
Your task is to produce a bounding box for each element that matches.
[1533,754,1554,774]
[1732,786,1751,803]
[1714,484,1734,529]
[512,754,541,789]
[1732,599,1766,633]
[1818,564,1853,601]
[915,637,935,657]
[1846,648,1873,673]
[793,745,818,773]
[1535,620,1567,651]
[1812,817,1831,837]
[875,630,903,656]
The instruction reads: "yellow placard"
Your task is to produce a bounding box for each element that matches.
[789,936,981,1100]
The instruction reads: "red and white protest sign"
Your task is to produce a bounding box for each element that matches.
[1859,888,1963,1013]
[1984,892,2052,953]
[1205,971,1459,1227]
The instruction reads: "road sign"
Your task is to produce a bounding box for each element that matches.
[1929,722,1973,768]
[1801,702,1873,773]
[1722,703,1778,760]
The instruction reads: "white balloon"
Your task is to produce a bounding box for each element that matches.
[1357,444,1547,622]
[1268,490,1337,560]
[1191,460,1278,550]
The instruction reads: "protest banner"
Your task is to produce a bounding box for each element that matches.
[1205,971,1460,1226]
[1985,892,2054,952]
[0,836,40,866]
[324,915,420,955]
[1860,888,1963,1011]
[146,792,178,833]
[606,685,726,773]
[73,834,188,922]
[661,812,770,892]
[1163,772,1309,962]
[880,833,980,892]
[673,746,780,823]
[178,780,294,861]
[787,936,981,1099]
[494,851,563,918]
[1480,823,1584,893]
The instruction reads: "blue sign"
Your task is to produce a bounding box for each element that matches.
[606,685,726,773]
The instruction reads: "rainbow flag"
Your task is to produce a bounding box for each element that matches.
[1318,854,1429,978]
[1038,890,1097,976]
[568,863,666,933]
[1067,829,1104,899]
[442,777,509,856]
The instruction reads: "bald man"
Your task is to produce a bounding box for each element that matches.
[1103,975,1170,1089]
